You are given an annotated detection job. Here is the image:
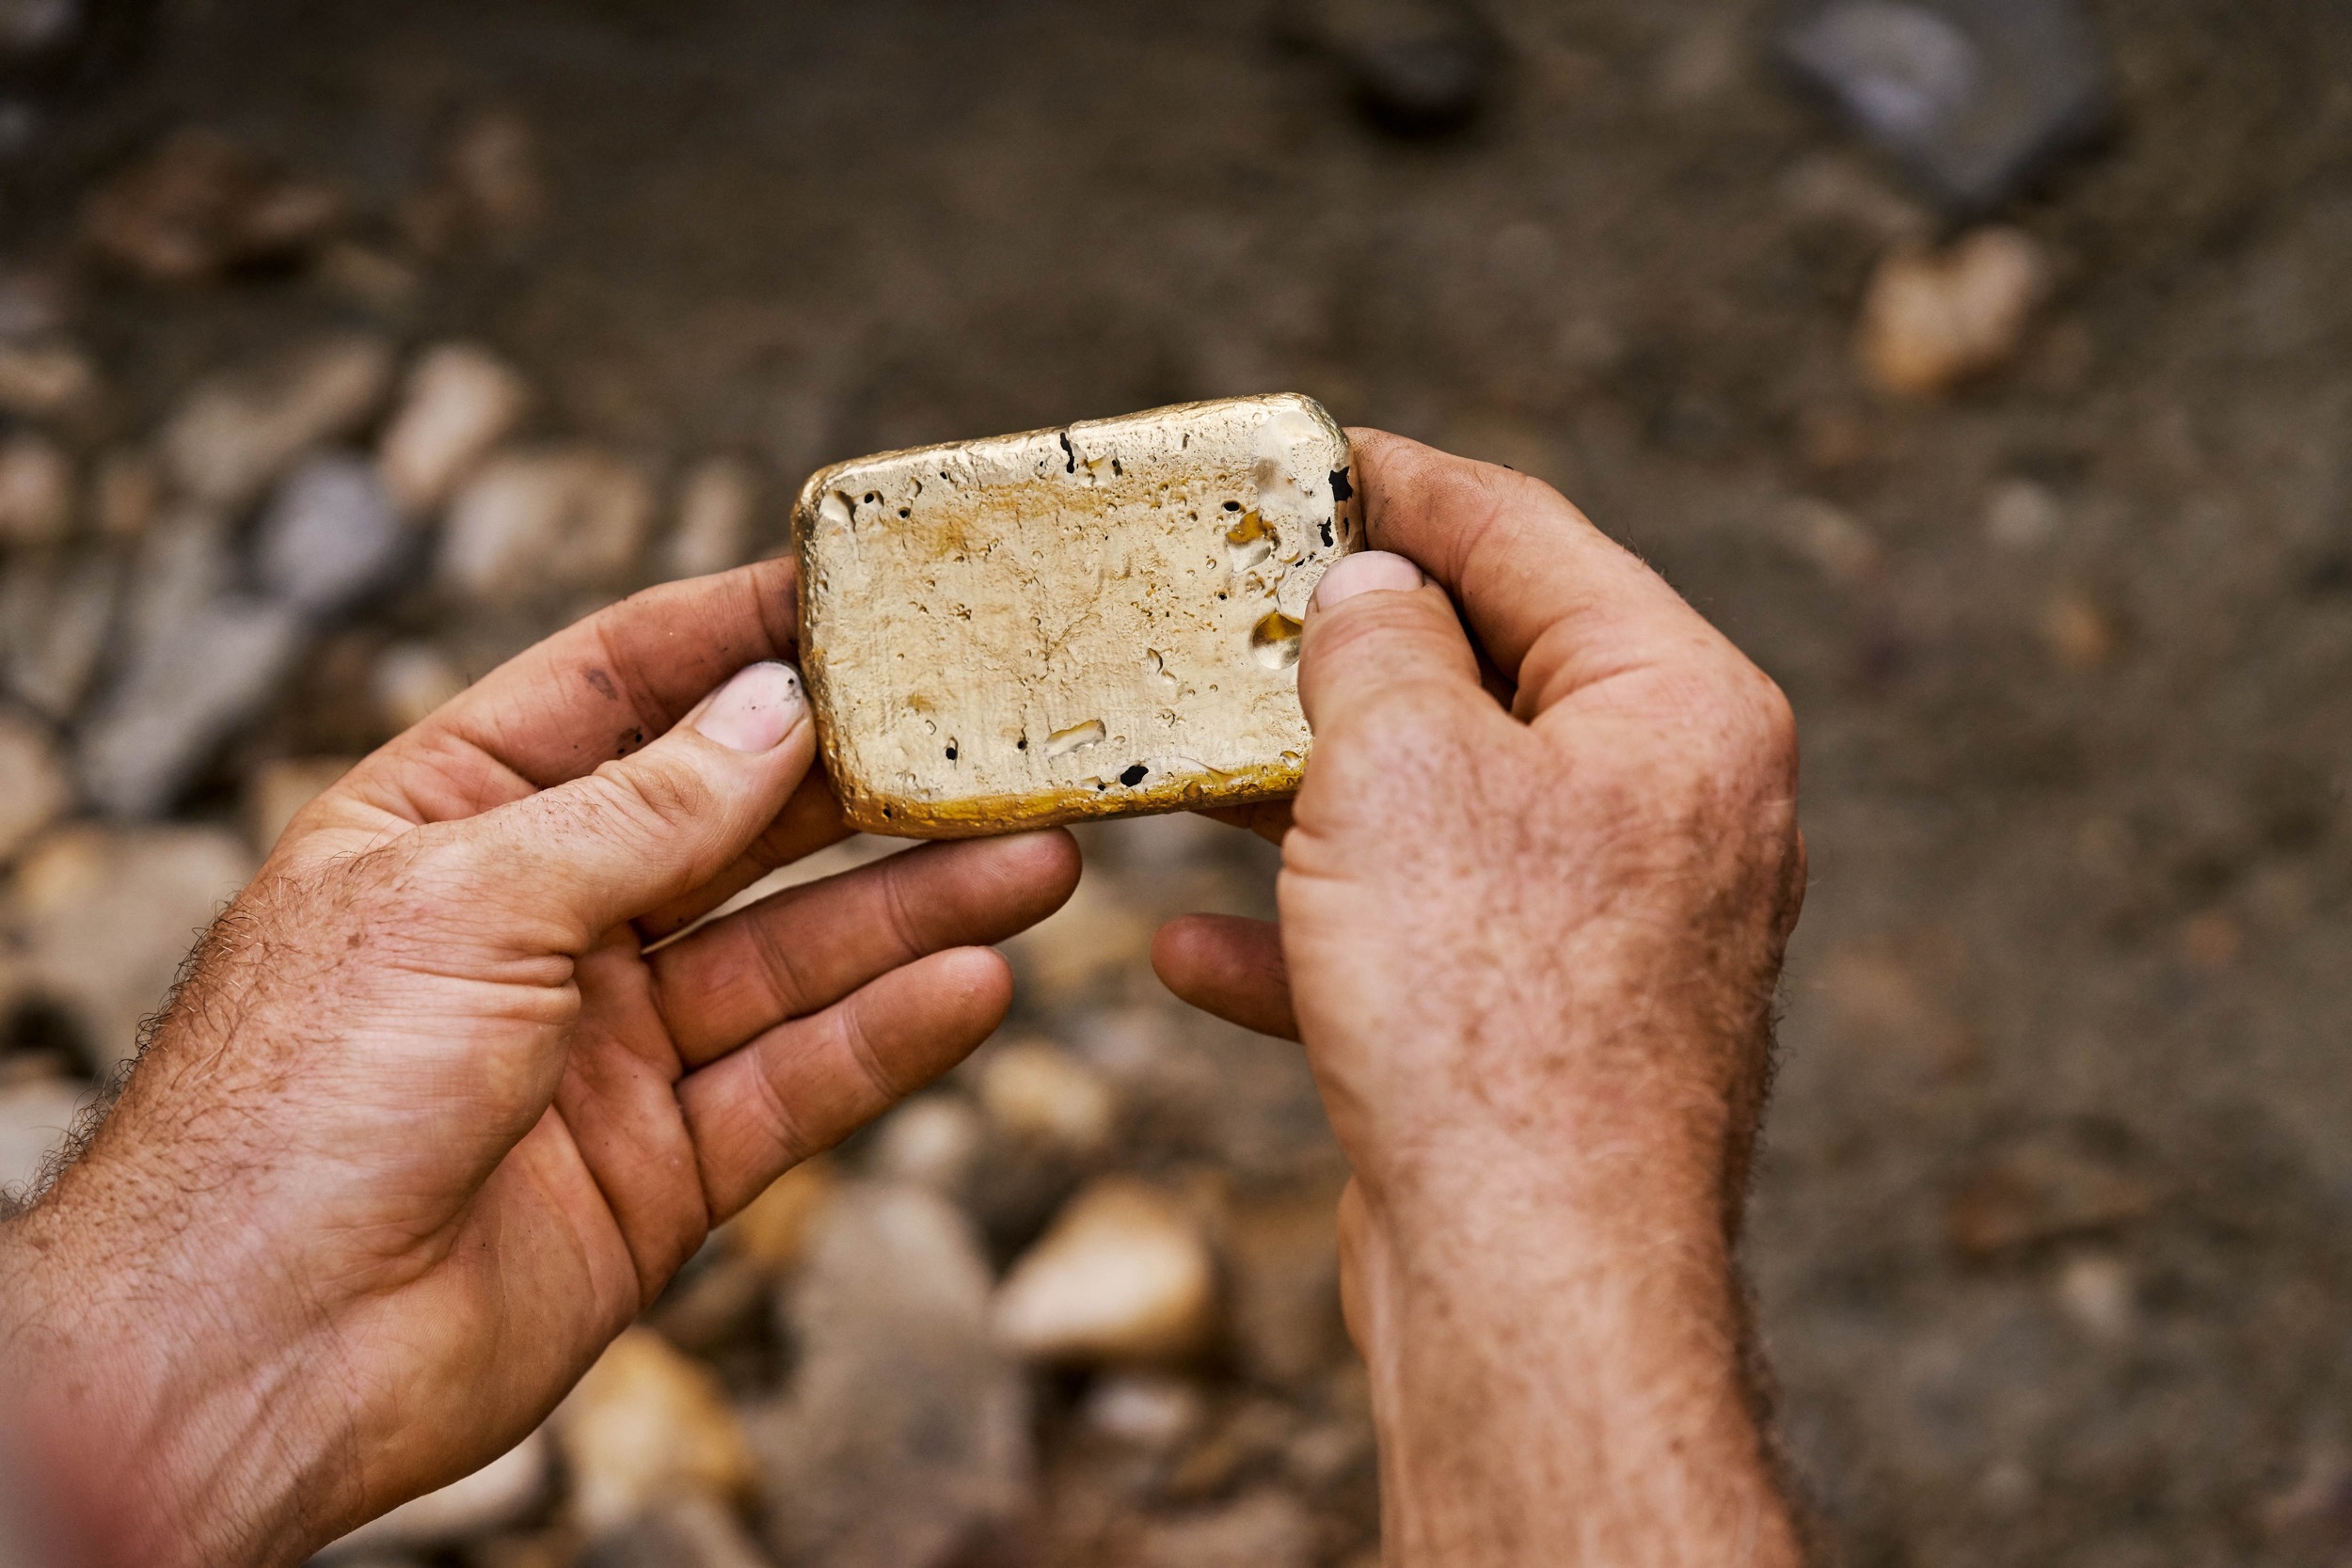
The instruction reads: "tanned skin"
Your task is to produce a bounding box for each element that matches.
[0,432,1806,1568]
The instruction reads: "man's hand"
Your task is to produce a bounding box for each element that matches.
[0,560,1080,1568]
[1156,433,1808,1566]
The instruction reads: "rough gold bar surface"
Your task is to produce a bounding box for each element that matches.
[796,393,1361,838]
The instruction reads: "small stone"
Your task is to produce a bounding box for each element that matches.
[160,334,394,510]
[553,1328,756,1536]
[2039,588,2117,671]
[977,1038,1116,1159]
[752,1181,1028,1568]
[443,109,548,238]
[1945,1128,2156,1259]
[2176,909,2241,974]
[313,242,421,315]
[867,1093,984,1194]
[1082,1372,1208,1451]
[2051,1250,2135,1340]
[377,342,532,515]
[370,641,469,732]
[0,550,116,719]
[438,447,655,604]
[315,1430,550,1559]
[77,594,309,817]
[1776,497,1882,585]
[8,824,253,1076]
[91,449,160,541]
[1857,227,2049,397]
[0,1076,89,1198]
[0,432,71,546]
[579,1497,770,1568]
[722,1155,838,1270]
[0,340,98,420]
[1132,1488,1318,1568]
[1983,477,2061,549]
[0,708,70,863]
[993,1178,1216,1365]
[244,755,354,854]
[662,456,761,580]
[1000,872,1152,1005]
[80,127,345,284]
[254,454,405,616]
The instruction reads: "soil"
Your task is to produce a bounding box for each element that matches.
[9,1,2352,1563]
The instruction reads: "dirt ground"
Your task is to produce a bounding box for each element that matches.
[8,0,2352,1564]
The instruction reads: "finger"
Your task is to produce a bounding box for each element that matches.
[680,946,1013,1218]
[652,830,1080,1066]
[443,659,818,945]
[633,765,854,943]
[1345,429,1737,717]
[351,561,799,826]
[1294,549,1488,741]
[1200,800,1294,846]
[1152,913,1298,1040]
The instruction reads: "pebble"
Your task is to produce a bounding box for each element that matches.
[552,1327,755,1536]
[371,641,469,731]
[1777,496,1882,586]
[244,755,355,854]
[315,1430,550,1559]
[0,432,71,546]
[661,456,761,579]
[255,454,405,615]
[721,1155,838,1271]
[0,1075,90,1198]
[1000,873,1152,1005]
[753,1180,1029,1568]
[1132,1487,1318,1568]
[2040,588,2119,671]
[7,823,253,1076]
[79,127,345,284]
[1945,1129,2155,1259]
[438,447,655,604]
[993,1178,1216,1364]
[0,550,117,719]
[1858,227,2049,397]
[1983,477,2062,550]
[1082,1371,1209,1451]
[91,449,160,541]
[977,1038,1116,1158]
[160,333,393,511]
[579,1497,771,1568]
[77,593,308,817]
[0,340,98,420]
[0,709,70,863]
[866,1092,984,1194]
[377,342,532,514]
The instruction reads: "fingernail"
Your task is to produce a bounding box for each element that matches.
[1311,550,1425,612]
[694,661,807,753]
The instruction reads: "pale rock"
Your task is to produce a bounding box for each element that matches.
[0,550,117,719]
[92,449,160,541]
[1777,497,1881,586]
[1083,1372,1208,1450]
[580,1497,771,1568]
[160,334,393,510]
[1983,478,2062,550]
[255,454,404,614]
[439,447,655,604]
[78,594,308,816]
[0,1076,90,1197]
[122,506,233,646]
[1858,228,2049,397]
[9,823,253,1075]
[977,1038,1116,1158]
[316,1430,549,1559]
[993,1178,1216,1364]
[79,128,345,285]
[662,456,760,579]
[1132,1488,1318,1568]
[2053,1250,2136,1341]
[0,340,98,420]
[0,432,71,546]
[314,243,421,316]
[1000,872,1152,1004]
[552,1327,755,1535]
[866,1093,983,1194]
[245,755,354,854]
[0,709,69,863]
[371,641,469,731]
[377,342,531,514]
[752,1181,1028,1568]
[721,1154,837,1271]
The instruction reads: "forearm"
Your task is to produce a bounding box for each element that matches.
[1346,1113,1801,1565]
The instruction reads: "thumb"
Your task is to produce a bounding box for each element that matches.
[450,659,818,944]
[1296,550,1486,736]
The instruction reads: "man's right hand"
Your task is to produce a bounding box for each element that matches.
[1155,431,1809,1567]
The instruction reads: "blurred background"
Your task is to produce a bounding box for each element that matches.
[3,0,2351,1564]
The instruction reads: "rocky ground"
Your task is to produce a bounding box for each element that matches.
[4,1,2352,1565]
